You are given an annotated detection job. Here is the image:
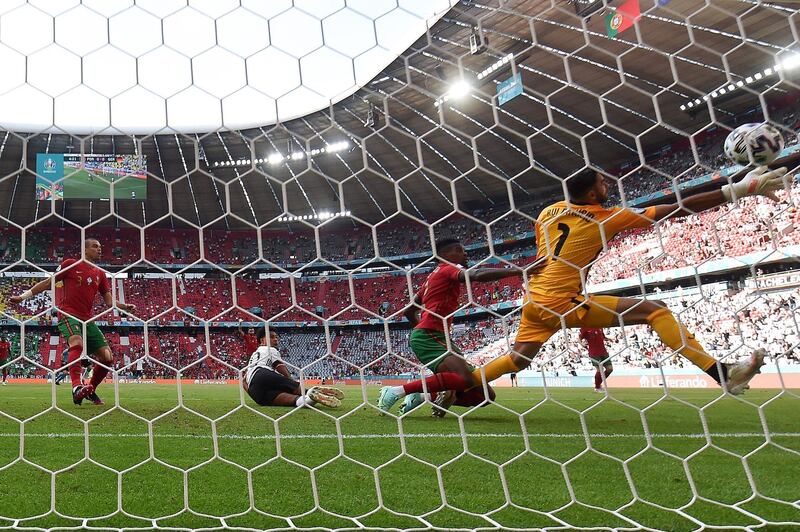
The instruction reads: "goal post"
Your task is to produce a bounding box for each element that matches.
[0,1,798,530]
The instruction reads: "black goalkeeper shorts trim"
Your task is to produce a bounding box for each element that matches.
[247,368,299,406]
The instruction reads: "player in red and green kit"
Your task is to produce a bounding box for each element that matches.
[579,327,612,392]
[377,238,523,416]
[238,319,259,355]
[9,239,135,405]
[0,335,10,385]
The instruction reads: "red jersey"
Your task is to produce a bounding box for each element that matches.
[243,333,258,354]
[0,340,9,360]
[54,259,111,321]
[415,263,463,332]
[579,328,607,358]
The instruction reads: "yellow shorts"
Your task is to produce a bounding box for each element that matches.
[515,294,622,344]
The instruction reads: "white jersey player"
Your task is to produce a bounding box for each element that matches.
[242,329,344,408]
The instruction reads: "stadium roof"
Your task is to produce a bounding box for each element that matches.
[0,0,458,134]
[0,0,797,230]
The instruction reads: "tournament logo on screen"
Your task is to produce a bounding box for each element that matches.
[35,153,65,200]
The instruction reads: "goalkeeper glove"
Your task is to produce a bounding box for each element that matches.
[721,166,788,202]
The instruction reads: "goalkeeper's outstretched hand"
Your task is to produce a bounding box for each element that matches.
[722,166,789,202]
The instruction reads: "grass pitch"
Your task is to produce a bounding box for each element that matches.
[0,384,798,531]
[63,169,146,200]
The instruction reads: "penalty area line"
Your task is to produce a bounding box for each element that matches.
[0,432,798,440]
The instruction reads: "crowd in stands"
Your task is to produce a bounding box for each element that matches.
[2,282,796,382]
[515,286,799,376]
[2,174,797,326]
[589,184,800,284]
[2,101,799,271]
[0,214,535,269]
[0,172,797,330]
[608,99,800,203]
[1,101,799,384]
[5,109,798,269]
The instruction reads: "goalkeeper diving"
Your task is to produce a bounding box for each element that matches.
[468,165,790,396]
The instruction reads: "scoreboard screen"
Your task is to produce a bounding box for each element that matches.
[35,154,147,200]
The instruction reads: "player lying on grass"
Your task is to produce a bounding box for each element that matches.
[9,238,135,405]
[377,238,520,416]
[470,165,790,394]
[243,328,343,408]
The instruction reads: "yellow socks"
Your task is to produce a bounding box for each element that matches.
[468,309,716,388]
[647,308,716,371]
[471,354,521,389]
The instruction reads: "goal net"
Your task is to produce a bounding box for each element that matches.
[0,0,798,530]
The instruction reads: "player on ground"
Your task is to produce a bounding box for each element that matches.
[9,239,135,405]
[470,166,789,394]
[0,336,10,385]
[243,328,344,408]
[377,238,519,416]
[579,327,612,392]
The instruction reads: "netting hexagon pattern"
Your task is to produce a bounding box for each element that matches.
[0,0,457,133]
[0,0,799,530]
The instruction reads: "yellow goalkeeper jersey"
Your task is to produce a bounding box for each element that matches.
[529,201,657,298]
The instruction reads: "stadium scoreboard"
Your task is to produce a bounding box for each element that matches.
[35,153,148,200]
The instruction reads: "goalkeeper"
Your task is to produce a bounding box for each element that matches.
[471,165,789,394]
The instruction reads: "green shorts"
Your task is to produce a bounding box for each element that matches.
[409,328,472,373]
[590,355,613,369]
[57,317,108,355]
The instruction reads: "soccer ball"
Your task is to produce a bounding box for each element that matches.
[723,123,785,166]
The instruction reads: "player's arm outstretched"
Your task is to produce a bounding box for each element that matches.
[460,265,524,283]
[402,264,526,326]
[8,276,53,304]
[647,166,788,222]
[9,267,135,315]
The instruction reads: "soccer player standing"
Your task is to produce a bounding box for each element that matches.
[9,239,135,405]
[0,336,10,385]
[238,319,259,356]
[471,166,788,394]
[579,327,612,392]
[377,238,520,416]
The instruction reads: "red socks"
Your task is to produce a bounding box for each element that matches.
[2,367,7,381]
[453,386,496,407]
[89,363,109,389]
[403,372,469,395]
[66,345,110,389]
[67,344,83,388]
[594,371,603,389]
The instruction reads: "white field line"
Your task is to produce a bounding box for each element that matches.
[0,432,798,441]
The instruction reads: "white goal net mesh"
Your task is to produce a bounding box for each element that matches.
[0,0,799,530]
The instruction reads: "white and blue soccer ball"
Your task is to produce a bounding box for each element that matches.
[723,123,785,167]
